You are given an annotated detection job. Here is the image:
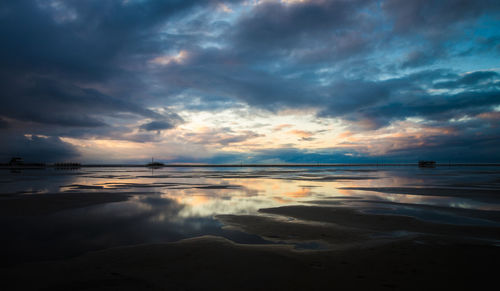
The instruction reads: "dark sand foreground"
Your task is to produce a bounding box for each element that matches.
[2,235,499,290]
[2,194,500,290]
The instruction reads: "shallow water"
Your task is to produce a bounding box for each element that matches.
[1,166,499,265]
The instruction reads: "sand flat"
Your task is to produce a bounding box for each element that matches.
[341,186,500,199]
[0,192,132,216]
[2,235,499,290]
[256,205,500,241]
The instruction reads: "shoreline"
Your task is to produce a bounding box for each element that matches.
[1,163,500,169]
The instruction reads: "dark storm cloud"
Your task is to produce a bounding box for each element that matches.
[384,131,500,163]
[400,49,444,69]
[140,112,183,132]
[0,118,9,129]
[382,0,500,68]
[365,90,500,125]
[140,120,175,131]
[0,0,207,80]
[0,133,79,163]
[156,58,313,110]
[0,74,161,127]
[0,0,224,82]
[233,0,371,50]
[0,0,216,146]
[382,0,500,35]
[319,72,500,128]
[434,71,500,89]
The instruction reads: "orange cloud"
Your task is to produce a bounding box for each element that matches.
[337,131,353,139]
[288,129,314,138]
[273,124,293,131]
[478,112,500,120]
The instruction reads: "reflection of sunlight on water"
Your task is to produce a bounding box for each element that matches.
[2,167,500,217]
[154,177,347,217]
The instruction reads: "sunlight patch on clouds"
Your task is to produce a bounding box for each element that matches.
[217,3,233,13]
[59,108,460,163]
[150,51,189,66]
[175,107,345,151]
[450,115,474,123]
[61,136,212,163]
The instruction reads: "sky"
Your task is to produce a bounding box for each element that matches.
[0,0,499,164]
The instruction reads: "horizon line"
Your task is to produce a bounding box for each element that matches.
[2,162,500,168]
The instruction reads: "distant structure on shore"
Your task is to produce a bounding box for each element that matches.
[1,157,81,169]
[5,156,46,168]
[8,156,24,166]
[418,160,436,168]
[146,158,165,168]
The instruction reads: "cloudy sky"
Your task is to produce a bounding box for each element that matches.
[1,0,499,163]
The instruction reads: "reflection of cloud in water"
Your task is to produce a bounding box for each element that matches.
[283,188,312,198]
[1,166,500,264]
[153,178,333,218]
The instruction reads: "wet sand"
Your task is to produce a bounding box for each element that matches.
[306,198,500,223]
[1,167,500,290]
[0,192,131,216]
[341,186,500,201]
[2,194,500,290]
[252,205,500,241]
[3,235,499,290]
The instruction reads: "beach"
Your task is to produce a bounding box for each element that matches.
[1,166,499,290]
